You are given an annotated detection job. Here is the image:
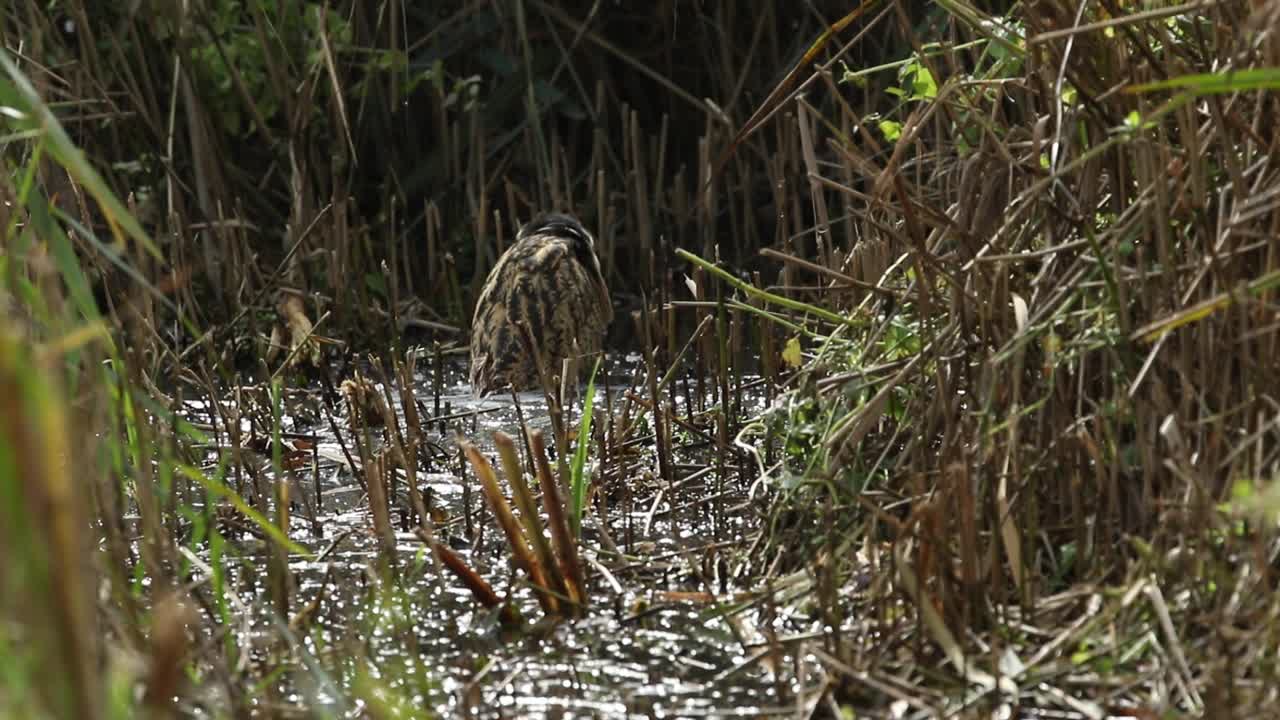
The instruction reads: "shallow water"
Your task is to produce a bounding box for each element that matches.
[181,351,805,718]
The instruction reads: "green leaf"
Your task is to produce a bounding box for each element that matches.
[782,336,804,368]
[910,65,938,99]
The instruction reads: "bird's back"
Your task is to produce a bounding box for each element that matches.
[469,222,611,396]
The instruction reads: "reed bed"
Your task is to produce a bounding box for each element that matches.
[3,0,1280,717]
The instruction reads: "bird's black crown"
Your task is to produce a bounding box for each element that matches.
[520,213,593,247]
[519,212,600,275]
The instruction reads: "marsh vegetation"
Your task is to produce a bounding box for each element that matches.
[3,1,1280,717]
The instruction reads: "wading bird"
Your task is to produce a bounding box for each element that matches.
[469,213,612,396]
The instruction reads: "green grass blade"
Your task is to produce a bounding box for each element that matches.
[0,50,159,260]
[677,248,863,328]
[569,357,600,538]
[174,463,314,559]
[1130,67,1280,95]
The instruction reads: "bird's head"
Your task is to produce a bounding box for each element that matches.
[519,212,603,279]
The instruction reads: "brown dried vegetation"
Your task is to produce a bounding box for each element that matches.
[3,0,1280,717]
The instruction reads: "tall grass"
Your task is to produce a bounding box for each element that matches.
[1,44,147,718]
[0,43,432,717]
[4,0,1280,715]
[1,0,870,348]
[720,0,1280,713]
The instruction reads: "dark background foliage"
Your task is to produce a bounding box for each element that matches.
[10,0,943,342]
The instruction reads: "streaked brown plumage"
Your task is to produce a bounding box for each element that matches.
[469,213,612,396]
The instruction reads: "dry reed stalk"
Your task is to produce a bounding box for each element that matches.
[413,528,504,611]
[462,441,560,614]
[529,430,586,610]
[495,432,568,604]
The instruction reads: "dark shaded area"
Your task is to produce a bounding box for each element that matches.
[6,1,936,342]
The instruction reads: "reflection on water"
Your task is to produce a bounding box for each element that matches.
[188,351,794,718]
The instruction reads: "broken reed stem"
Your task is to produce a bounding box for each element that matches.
[268,380,293,616]
[529,429,587,610]
[414,528,503,609]
[366,451,396,562]
[461,440,560,614]
[639,291,675,493]
[271,473,293,617]
[370,360,409,529]
[515,319,570,468]
[395,355,422,530]
[495,432,568,604]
